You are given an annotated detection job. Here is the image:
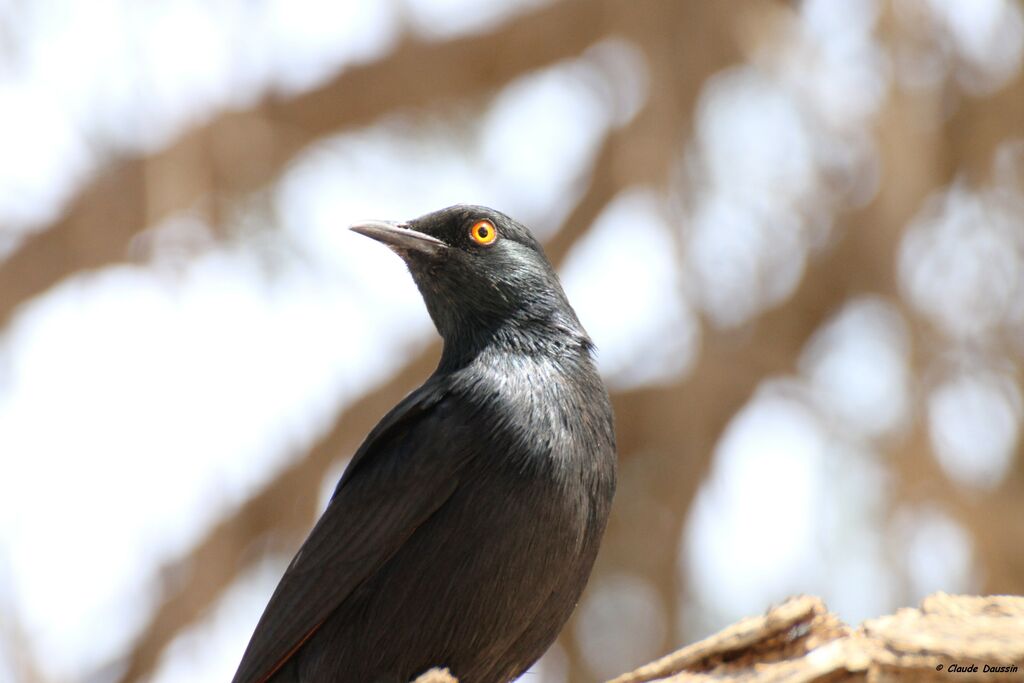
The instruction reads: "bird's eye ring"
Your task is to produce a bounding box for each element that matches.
[469,220,497,246]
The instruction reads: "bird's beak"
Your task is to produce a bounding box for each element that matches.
[350,220,447,257]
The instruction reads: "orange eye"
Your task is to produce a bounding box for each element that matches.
[469,220,497,246]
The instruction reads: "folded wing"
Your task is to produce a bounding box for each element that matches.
[232,379,476,683]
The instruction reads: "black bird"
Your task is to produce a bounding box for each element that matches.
[232,205,617,683]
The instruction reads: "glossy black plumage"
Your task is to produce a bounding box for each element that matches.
[232,205,617,683]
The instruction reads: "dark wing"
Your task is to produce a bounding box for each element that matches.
[232,377,476,683]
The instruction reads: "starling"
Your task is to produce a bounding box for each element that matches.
[232,205,617,683]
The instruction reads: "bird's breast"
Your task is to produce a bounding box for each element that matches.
[455,351,616,499]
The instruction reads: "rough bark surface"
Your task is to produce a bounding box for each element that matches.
[616,594,1024,683]
[416,593,1024,683]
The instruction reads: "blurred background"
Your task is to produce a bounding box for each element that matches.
[0,0,1022,681]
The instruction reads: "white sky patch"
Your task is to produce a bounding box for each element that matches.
[574,572,666,681]
[15,0,136,133]
[150,558,289,683]
[784,0,886,129]
[899,185,1024,340]
[0,649,12,683]
[582,39,650,127]
[696,67,816,209]
[560,190,699,390]
[0,81,92,234]
[684,67,818,328]
[317,457,352,517]
[684,390,826,623]
[275,131,447,341]
[894,0,1024,94]
[800,297,910,440]
[404,0,551,40]
[924,0,1024,95]
[260,0,397,94]
[927,370,1021,490]
[524,642,568,683]
[892,505,978,601]
[811,440,893,625]
[130,2,237,147]
[0,566,31,683]
[686,194,806,328]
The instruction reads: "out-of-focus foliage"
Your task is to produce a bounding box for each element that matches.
[0,1,1021,682]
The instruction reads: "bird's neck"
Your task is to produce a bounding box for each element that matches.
[435,308,592,374]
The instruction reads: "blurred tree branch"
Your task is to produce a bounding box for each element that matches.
[611,593,1024,683]
[0,608,49,683]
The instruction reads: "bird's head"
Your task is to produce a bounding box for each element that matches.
[351,205,590,365]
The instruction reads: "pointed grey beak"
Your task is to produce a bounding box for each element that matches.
[350,220,447,257]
